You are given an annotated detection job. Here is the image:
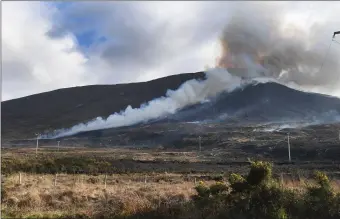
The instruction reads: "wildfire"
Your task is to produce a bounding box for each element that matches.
[216,38,266,69]
[216,38,235,68]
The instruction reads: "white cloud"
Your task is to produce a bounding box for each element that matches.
[2,1,226,100]
[2,1,340,101]
[2,2,91,100]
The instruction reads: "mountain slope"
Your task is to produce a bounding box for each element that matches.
[162,82,340,123]
[2,72,205,139]
[3,69,340,140]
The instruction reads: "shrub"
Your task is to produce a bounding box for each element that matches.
[228,173,245,184]
[228,173,248,193]
[246,161,272,186]
[194,181,210,198]
[209,182,228,196]
[302,171,340,219]
[314,170,330,188]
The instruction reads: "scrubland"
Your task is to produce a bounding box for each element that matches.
[2,148,340,218]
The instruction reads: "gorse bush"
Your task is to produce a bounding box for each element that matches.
[191,160,340,219]
[302,171,340,219]
[209,181,228,195]
[194,181,228,199]
[228,173,248,193]
[314,170,330,188]
[246,160,272,186]
[194,181,210,198]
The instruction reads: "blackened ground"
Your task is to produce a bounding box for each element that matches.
[6,122,340,163]
[159,82,340,123]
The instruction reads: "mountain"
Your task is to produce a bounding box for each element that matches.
[2,72,205,139]
[58,81,340,150]
[2,69,340,141]
[161,82,340,124]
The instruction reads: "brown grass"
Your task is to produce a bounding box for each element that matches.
[1,173,205,218]
[3,171,340,218]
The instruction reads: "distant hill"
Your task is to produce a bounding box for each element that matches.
[2,72,205,139]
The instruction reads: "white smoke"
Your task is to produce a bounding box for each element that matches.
[43,2,340,138]
[48,68,245,138]
[253,110,340,133]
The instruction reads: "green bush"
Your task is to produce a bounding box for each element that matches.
[246,161,272,186]
[314,170,330,188]
[192,161,340,219]
[302,171,340,219]
[228,173,248,193]
[209,182,228,196]
[194,181,210,198]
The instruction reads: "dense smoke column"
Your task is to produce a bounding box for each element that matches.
[216,2,340,92]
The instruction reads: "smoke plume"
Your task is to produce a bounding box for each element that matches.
[216,2,340,95]
[45,2,340,138]
[49,68,245,138]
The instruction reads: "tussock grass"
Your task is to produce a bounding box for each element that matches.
[3,169,340,219]
[2,173,198,218]
[3,151,340,219]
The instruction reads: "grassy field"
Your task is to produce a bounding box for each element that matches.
[3,171,340,219]
[2,147,340,218]
[2,172,199,218]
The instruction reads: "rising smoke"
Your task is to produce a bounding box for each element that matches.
[46,2,340,138]
[49,68,246,138]
[216,2,340,94]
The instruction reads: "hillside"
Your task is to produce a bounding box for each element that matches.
[163,82,340,123]
[3,68,340,141]
[2,72,205,139]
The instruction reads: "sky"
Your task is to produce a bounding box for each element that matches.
[2,1,340,101]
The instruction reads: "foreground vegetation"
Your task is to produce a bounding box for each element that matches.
[2,160,340,219]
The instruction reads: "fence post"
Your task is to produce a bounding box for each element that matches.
[288,133,291,162]
[198,136,202,152]
[104,174,107,189]
[54,173,57,187]
[144,175,147,184]
[19,172,22,185]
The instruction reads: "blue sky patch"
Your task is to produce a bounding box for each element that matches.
[75,30,96,48]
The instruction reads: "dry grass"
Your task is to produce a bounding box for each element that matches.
[276,175,340,194]
[4,172,340,218]
[3,148,340,218]
[3,171,340,218]
[1,173,209,218]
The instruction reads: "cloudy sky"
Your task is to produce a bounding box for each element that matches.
[2,1,340,101]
